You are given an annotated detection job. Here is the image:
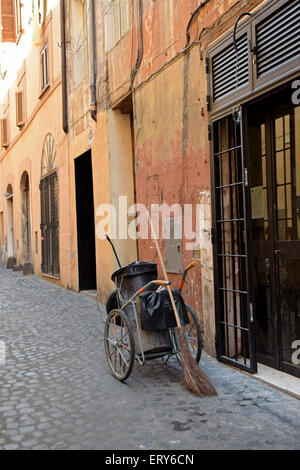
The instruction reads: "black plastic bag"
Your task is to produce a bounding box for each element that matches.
[139,288,189,331]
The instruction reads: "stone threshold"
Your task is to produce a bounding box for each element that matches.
[80,290,98,301]
[241,363,300,400]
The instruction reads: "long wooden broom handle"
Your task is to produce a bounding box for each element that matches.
[147,210,182,328]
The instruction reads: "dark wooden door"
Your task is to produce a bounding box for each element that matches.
[248,86,300,377]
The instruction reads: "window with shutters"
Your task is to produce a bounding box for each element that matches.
[252,0,300,88]
[71,0,88,88]
[1,0,16,42]
[15,90,25,128]
[40,42,49,94]
[37,0,49,25]
[212,33,250,104]
[40,134,59,277]
[206,0,300,114]
[104,0,130,52]
[1,118,9,148]
[15,0,23,43]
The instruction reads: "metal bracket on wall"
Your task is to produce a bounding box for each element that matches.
[206,95,211,112]
[208,124,212,141]
[205,57,210,74]
[211,227,216,244]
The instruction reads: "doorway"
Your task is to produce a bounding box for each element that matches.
[248,85,300,378]
[75,150,97,291]
[20,171,31,262]
[0,212,4,265]
[212,83,300,378]
[6,184,14,259]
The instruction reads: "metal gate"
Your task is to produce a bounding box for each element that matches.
[211,109,257,373]
[40,172,59,277]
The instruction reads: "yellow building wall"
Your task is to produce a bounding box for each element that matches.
[0,84,71,285]
[0,4,72,288]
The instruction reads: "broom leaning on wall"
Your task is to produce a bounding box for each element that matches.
[146,210,217,397]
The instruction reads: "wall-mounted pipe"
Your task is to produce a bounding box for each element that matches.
[88,0,97,121]
[60,0,68,133]
[130,0,144,88]
[186,0,210,47]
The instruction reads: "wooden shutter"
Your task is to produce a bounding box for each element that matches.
[206,0,299,114]
[1,0,16,42]
[1,118,9,148]
[255,0,300,78]
[212,33,249,102]
[16,90,24,127]
[120,0,129,37]
[15,0,23,42]
[41,43,49,93]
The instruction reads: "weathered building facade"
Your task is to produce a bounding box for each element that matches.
[0,1,72,285]
[100,0,299,378]
[1,0,299,378]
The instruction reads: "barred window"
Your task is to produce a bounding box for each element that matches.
[40,134,59,276]
[40,173,59,276]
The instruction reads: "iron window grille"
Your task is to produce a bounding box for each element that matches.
[40,172,59,277]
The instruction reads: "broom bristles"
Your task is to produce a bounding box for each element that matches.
[177,327,217,397]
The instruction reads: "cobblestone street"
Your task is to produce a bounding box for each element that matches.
[0,267,299,450]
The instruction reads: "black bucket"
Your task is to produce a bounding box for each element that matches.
[111,261,158,300]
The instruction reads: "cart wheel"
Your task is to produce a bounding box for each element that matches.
[104,309,135,381]
[171,304,202,364]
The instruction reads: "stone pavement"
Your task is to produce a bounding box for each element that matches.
[0,267,299,450]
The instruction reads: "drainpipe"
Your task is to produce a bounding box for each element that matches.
[60,0,68,134]
[88,0,97,121]
[130,0,144,88]
[185,0,210,47]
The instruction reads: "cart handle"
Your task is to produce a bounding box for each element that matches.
[179,260,199,293]
[136,280,170,296]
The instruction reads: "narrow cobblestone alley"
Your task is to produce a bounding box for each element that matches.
[0,267,299,450]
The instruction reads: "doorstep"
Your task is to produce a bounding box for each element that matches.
[251,363,300,400]
[80,290,98,301]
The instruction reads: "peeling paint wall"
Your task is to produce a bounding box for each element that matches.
[106,0,267,354]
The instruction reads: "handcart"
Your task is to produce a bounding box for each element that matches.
[104,235,202,381]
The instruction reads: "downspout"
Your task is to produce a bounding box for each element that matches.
[60,0,68,133]
[88,0,97,121]
[185,0,210,47]
[130,0,144,88]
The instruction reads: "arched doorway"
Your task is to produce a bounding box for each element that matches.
[6,184,14,258]
[20,171,31,262]
[40,134,59,276]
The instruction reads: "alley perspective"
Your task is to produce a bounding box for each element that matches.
[0,0,300,453]
[0,267,299,450]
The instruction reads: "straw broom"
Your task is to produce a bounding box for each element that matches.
[147,211,217,397]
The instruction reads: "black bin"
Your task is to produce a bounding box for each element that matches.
[111,261,158,301]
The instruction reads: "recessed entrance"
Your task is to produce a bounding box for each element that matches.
[20,171,31,262]
[6,184,14,259]
[212,83,300,378]
[248,85,300,378]
[75,150,97,291]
